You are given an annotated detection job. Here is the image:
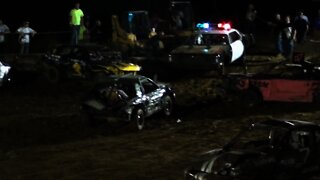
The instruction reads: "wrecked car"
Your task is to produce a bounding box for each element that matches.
[42,45,141,83]
[185,119,320,180]
[81,74,175,130]
[223,62,320,106]
[0,60,11,87]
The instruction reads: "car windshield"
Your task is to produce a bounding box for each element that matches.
[223,124,287,152]
[193,33,228,45]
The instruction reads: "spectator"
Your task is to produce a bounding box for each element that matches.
[70,2,84,46]
[17,21,36,54]
[269,13,284,56]
[282,15,296,60]
[90,19,104,44]
[0,19,10,54]
[313,9,320,40]
[243,3,258,44]
[294,11,309,43]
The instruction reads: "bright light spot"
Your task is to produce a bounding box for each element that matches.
[196,23,210,29]
[223,23,231,30]
[203,23,209,29]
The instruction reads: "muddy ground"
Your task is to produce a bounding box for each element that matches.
[1,33,320,180]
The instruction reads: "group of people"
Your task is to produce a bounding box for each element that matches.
[0,2,103,55]
[270,11,309,60]
[0,20,37,54]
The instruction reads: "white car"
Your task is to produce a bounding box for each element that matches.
[169,23,245,70]
[0,61,10,86]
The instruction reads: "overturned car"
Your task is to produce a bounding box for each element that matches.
[185,119,320,180]
[81,75,175,130]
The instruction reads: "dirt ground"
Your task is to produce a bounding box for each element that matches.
[1,32,320,180]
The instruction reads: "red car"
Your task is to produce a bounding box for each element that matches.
[224,62,320,105]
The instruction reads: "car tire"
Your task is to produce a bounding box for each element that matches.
[132,108,145,131]
[162,96,173,116]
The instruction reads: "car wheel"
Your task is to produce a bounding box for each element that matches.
[163,96,173,116]
[242,90,261,107]
[132,108,145,130]
[43,65,60,83]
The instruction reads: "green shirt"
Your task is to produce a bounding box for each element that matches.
[70,8,84,26]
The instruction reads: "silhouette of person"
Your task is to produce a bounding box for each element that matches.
[69,2,84,46]
[0,19,10,54]
[294,11,309,43]
[17,21,36,54]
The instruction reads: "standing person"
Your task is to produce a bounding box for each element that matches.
[269,13,284,56]
[0,19,10,54]
[90,19,104,44]
[313,9,320,40]
[282,15,296,60]
[294,11,309,43]
[17,21,36,54]
[69,2,84,46]
[244,3,258,44]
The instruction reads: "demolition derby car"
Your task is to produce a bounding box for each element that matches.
[81,74,175,130]
[0,60,11,87]
[169,22,246,70]
[42,45,141,83]
[223,61,320,105]
[185,119,320,180]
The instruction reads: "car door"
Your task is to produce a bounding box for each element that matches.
[140,78,163,116]
[229,31,244,62]
[267,67,313,102]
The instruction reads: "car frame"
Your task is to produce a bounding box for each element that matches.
[42,44,141,83]
[81,74,176,130]
[185,118,320,180]
[223,61,320,105]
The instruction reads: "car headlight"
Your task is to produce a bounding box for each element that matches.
[229,167,241,177]
[214,54,222,63]
[125,107,133,115]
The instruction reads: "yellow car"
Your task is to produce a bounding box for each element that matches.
[42,45,141,83]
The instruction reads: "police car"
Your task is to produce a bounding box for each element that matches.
[169,22,245,71]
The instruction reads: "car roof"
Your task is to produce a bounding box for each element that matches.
[253,119,320,130]
[197,28,238,35]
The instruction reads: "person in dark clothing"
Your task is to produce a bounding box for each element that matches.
[294,11,309,43]
[282,15,296,60]
[269,13,284,56]
[90,19,104,44]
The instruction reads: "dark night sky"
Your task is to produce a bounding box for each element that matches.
[1,0,319,32]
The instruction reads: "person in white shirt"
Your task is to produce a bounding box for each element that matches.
[17,21,36,54]
[0,19,10,54]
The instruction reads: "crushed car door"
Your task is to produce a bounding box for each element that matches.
[267,79,312,102]
[140,79,163,116]
[266,68,313,102]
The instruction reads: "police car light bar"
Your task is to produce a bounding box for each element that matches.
[196,22,231,30]
[218,23,231,30]
[196,23,210,29]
